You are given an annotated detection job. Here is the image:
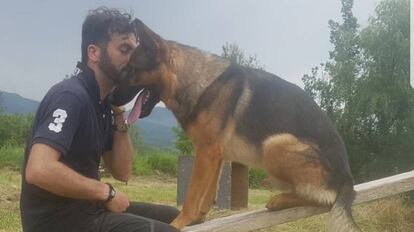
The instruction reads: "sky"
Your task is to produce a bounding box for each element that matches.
[0,0,380,102]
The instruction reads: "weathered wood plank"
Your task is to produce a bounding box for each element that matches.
[183,170,414,232]
[354,170,414,203]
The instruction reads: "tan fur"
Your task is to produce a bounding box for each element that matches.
[262,134,336,206]
[165,42,231,115]
[266,192,318,211]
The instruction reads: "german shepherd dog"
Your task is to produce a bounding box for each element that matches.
[109,19,361,232]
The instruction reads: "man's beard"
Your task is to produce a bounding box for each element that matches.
[99,48,123,84]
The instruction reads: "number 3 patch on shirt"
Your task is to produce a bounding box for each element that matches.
[48,109,68,133]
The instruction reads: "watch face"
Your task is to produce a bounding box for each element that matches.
[114,122,129,132]
[110,188,116,197]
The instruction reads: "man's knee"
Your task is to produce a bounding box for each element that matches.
[126,202,180,224]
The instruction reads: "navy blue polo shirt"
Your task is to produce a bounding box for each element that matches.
[20,67,114,232]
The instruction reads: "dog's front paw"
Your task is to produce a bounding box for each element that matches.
[170,216,189,230]
[171,212,206,230]
[188,214,207,226]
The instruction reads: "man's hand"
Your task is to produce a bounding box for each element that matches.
[104,188,130,212]
[103,105,134,182]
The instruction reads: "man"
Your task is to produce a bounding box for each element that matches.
[20,7,179,232]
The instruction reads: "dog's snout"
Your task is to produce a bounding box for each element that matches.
[119,66,135,82]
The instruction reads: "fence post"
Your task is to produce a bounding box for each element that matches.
[177,156,249,209]
[231,162,249,209]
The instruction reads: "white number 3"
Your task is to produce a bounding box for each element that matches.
[48,109,68,133]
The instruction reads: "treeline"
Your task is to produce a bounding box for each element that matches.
[0,113,144,148]
[303,0,412,183]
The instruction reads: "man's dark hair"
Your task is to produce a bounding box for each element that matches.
[81,7,136,64]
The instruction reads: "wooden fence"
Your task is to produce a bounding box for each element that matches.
[184,170,414,232]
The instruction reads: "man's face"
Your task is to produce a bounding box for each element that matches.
[99,32,137,84]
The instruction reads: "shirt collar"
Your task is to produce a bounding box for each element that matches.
[76,62,102,103]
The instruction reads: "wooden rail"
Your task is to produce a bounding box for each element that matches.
[183,170,414,232]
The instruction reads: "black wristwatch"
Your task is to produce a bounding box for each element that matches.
[113,119,130,133]
[104,183,116,203]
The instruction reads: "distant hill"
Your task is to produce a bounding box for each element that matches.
[135,107,178,148]
[0,90,39,114]
[0,90,178,148]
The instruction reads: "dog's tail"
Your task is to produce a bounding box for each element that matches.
[329,183,361,232]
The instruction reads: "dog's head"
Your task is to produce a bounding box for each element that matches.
[108,18,169,122]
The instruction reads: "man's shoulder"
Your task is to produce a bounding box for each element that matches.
[36,76,89,116]
[44,76,88,103]
[48,76,88,99]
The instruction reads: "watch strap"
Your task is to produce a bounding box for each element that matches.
[113,119,130,133]
[104,183,116,203]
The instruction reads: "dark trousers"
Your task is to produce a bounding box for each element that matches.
[95,202,180,232]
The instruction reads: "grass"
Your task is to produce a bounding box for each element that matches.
[1,167,414,232]
[0,169,22,232]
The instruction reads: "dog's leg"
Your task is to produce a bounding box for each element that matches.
[263,134,337,209]
[197,160,224,220]
[266,192,317,211]
[171,145,223,229]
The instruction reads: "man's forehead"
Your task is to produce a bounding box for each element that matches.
[110,33,138,47]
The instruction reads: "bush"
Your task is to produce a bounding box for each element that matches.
[249,168,268,189]
[0,114,34,147]
[172,126,193,155]
[0,145,24,170]
[146,154,177,176]
[132,154,153,176]
[132,148,179,176]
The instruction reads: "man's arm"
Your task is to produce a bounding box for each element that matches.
[26,143,109,200]
[103,107,134,182]
[25,143,130,212]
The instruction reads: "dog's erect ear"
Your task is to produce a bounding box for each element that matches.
[131,18,167,70]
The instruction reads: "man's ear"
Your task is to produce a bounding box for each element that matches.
[87,44,101,63]
[129,18,167,70]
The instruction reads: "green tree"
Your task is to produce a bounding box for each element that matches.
[0,92,3,113]
[303,0,360,120]
[221,42,264,70]
[172,126,193,155]
[353,0,412,180]
[304,0,363,179]
[303,0,412,182]
[128,124,145,150]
